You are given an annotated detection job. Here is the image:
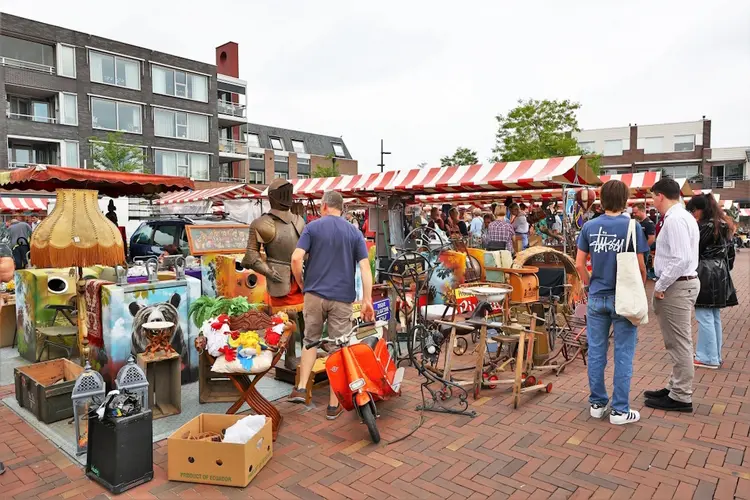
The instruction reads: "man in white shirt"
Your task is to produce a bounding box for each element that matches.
[509,203,530,248]
[644,179,700,413]
[469,208,484,236]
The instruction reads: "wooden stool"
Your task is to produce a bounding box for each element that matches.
[294,357,328,405]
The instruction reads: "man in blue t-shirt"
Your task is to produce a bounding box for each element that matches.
[288,191,375,419]
[575,179,649,426]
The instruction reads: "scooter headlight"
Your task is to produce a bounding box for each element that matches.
[349,378,365,391]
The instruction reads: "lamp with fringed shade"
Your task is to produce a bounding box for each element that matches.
[31,189,127,364]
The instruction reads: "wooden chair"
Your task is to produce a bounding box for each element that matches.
[201,322,295,441]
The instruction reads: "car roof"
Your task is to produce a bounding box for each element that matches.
[144,217,239,226]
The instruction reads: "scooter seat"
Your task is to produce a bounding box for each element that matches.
[360,335,379,350]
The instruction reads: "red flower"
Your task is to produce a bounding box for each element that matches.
[230,330,240,340]
[218,346,237,362]
[265,330,281,346]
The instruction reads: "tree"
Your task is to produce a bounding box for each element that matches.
[89,132,145,172]
[312,153,340,178]
[491,98,600,173]
[416,162,428,169]
[440,147,479,167]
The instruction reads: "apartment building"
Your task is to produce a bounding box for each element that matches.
[574,118,749,205]
[0,13,357,187]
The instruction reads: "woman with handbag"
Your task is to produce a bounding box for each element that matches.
[575,180,649,425]
[685,195,738,369]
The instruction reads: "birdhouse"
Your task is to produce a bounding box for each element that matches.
[71,362,106,455]
[114,355,149,410]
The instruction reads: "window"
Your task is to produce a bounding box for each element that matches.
[89,50,140,90]
[153,224,179,247]
[0,35,54,68]
[660,165,699,179]
[603,139,623,156]
[63,141,79,167]
[274,155,288,163]
[91,97,142,133]
[642,137,663,154]
[270,137,284,150]
[577,141,595,154]
[297,174,310,179]
[152,65,208,102]
[246,133,260,148]
[90,142,145,171]
[247,171,264,184]
[332,143,346,157]
[60,93,78,126]
[297,157,310,165]
[155,150,210,180]
[725,163,745,180]
[56,44,76,78]
[674,135,695,152]
[274,172,288,180]
[132,225,153,245]
[154,108,209,142]
[291,140,306,154]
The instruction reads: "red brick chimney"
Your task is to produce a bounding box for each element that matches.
[216,42,239,78]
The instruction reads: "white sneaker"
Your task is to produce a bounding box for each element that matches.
[590,404,607,419]
[610,410,640,425]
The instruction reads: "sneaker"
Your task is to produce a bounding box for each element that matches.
[643,388,669,399]
[610,410,640,425]
[644,395,693,412]
[287,387,307,404]
[326,404,344,420]
[694,360,719,370]
[590,403,608,419]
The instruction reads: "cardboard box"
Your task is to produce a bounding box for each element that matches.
[168,414,272,487]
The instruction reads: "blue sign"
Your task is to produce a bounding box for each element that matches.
[374,298,391,321]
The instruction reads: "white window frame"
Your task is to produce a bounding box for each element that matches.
[297,173,310,179]
[642,136,663,155]
[246,133,260,148]
[274,172,288,180]
[332,142,346,157]
[89,140,146,172]
[63,140,79,167]
[151,64,209,103]
[270,137,284,150]
[153,108,209,142]
[90,97,142,134]
[577,141,595,154]
[56,43,76,78]
[59,92,78,126]
[674,135,695,152]
[88,49,141,90]
[154,149,210,180]
[603,139,623,157]
[247,170,265,184]
[291,139,306,154]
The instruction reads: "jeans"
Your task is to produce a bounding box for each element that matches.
[519,233,529,249]
[695,307,723,366]
[587,295,638,413]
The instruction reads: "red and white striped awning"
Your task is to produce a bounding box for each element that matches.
[263,156,598,198]
[416,188,563,204]
[598,173,693,196]
[740,208,750,217]
[156,184,261,205]
[0,197,49,212]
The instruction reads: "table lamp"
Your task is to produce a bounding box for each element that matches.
[30,189,126,363]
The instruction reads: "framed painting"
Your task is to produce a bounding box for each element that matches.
[185,224,250,256]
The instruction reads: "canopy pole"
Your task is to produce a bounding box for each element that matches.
[562,185,567,254]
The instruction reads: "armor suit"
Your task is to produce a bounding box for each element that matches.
[241,179,305,368]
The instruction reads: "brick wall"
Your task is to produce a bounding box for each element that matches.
[310,155,358,176]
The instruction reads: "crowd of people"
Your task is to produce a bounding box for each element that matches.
[576,178,739,426]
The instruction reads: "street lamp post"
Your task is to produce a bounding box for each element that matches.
[377,139,391,173]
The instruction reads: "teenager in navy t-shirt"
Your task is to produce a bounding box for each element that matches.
[575,180,648,426]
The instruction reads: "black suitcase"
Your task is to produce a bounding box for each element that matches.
[86,410,154,494]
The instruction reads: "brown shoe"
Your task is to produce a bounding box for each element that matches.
[288,387,307,404]
[326,404,344,420]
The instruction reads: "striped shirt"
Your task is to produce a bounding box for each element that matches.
[654,203,699,293]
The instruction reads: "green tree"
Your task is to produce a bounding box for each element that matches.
[440,147,479,167]
[312,153,340,178]
[491,98,600,173]
[89,132,145,172]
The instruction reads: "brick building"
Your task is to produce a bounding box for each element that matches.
[574,118,749,207]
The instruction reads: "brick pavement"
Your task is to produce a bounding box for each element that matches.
[1,253,748,500]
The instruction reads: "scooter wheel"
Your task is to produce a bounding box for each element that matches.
[488,375,499,390]
[453,337,468,356]
[524,375,537,387]
[546,383,553,393]
[359,404,380,444]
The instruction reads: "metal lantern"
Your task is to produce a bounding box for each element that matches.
[71,361,106,455]
[115,355,149,409]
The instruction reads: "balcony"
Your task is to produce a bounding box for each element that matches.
[217,100,246,126]
[6,110,57,124]
[0,56,54,75]
[218,138,248,157]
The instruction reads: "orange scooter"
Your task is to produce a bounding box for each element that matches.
[313,322,405,443]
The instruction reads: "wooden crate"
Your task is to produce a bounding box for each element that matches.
[0,296,16,348]
[198,351,236,404]
[137,352,181,419]
[14,359,83,424]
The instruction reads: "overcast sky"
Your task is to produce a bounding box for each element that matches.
[3,0,749,173]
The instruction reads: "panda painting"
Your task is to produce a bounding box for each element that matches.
[129,293,187,374]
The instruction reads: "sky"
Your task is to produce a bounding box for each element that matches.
[2,0,749,173]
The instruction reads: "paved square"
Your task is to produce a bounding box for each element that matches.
[1,254,748,499]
